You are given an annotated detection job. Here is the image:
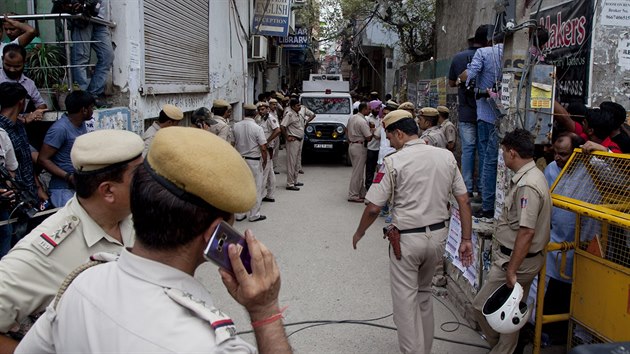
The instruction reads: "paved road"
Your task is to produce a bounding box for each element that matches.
[195,149,490,353]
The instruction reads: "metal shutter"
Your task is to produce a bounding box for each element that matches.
[142,0,209,94]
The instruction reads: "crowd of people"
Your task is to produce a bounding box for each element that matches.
[0,10,629,354]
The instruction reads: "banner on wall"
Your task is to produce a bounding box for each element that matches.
[532,0,593,104]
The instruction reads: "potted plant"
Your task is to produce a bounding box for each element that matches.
[25,44,65,109]
[25,44,65,88]
[51,82,81,111]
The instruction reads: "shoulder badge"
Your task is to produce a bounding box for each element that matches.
[165,288,237,344]
[33,215,81,256]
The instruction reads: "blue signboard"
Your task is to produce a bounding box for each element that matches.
[252,0,291,37]
[279,26,309,49]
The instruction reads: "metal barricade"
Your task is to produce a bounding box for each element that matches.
[533,149,630,354]
[5,13,115,94]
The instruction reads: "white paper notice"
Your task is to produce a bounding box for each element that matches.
[446,203,480,288]
[617,38,630,69]
[601,0,630,27]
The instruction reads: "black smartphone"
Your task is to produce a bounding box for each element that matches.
[203,220,252,274]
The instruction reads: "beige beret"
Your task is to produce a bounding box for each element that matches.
[212,99,230,108]
[420,107,439,117]
[256,101,269,108]
[282,96,290,102]
[162,104,184,121]
[383,110,414,129]
[398,101,415,111]
[385,100,399,110]
[146,127,256,213]
[244,103,258,110]
[72,129,143,172]
[370,91,378,95]
[269,98,278,104]
[437,106,450,114]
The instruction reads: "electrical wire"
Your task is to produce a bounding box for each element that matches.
[236,295,491,350]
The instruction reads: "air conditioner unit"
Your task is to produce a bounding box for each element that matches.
[267,45,282,65]
[250,35,268,60]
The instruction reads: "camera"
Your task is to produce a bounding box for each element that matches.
[0,165,39,219]
[466,79,498,100]
[52,0,101,17]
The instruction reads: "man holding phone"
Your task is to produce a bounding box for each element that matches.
[17,127,291,354]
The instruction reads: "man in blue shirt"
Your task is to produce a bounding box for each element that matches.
[38,91,94,207]
[448,24,492,199]
[542,132,586,345]
[466,36,504,220]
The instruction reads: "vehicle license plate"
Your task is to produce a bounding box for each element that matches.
[314,144,333,149]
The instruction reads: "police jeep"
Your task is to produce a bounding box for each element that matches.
[299,74,353,164]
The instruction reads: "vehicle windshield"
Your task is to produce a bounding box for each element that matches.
[301,97,351,115]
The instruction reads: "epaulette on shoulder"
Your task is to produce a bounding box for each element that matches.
[32,215,81,256]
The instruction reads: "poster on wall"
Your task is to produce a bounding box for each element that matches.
[532,0,593,104]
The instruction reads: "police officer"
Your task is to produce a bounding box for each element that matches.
[233,104,267,222]
[0,129,143,352]
[268,98,282,174]
[257,102,281,203]
[472,129,551,354]
[437,106,457,152]
[346,102,373,202]
[281,99,305,191]
[352,110,473,354]
[418,107,447,148]
[16,127,291,353]
[210,99,234,145]
[142,104,183,155]
[297,103,316,174]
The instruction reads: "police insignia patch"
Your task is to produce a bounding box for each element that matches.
[33,215,80,256]
[520,197,528,208]
[373,165,385,183]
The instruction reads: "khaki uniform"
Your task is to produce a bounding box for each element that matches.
[420,126,447,149]
[297,107,315,172]
[209,115,234,144]
[281,109,304,187]
[259,115,280,199]
[142,122,161,156]
[233,118,267,220]
[439,119,457,149]
[15,249,255,353]
[346,113,372,199]
[270,111,281,171]
[366,139,467,354]
[0,196,134,333]
[473,161,551,354]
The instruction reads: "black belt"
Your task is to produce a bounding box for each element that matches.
[243,156,261,161]
[350,141,364,144]
[499,245,541,258]
[399,221,446,234]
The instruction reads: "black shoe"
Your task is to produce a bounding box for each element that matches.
[298,170,304,174]
[262,197,275,202]
[295,182,304,186]
[286,186,300,191]
[249,215,267,222]
[236,215,246,221]
[274,171,280,175]
[473,209,494,220]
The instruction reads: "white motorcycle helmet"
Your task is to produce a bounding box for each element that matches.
[482,282,531,334]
